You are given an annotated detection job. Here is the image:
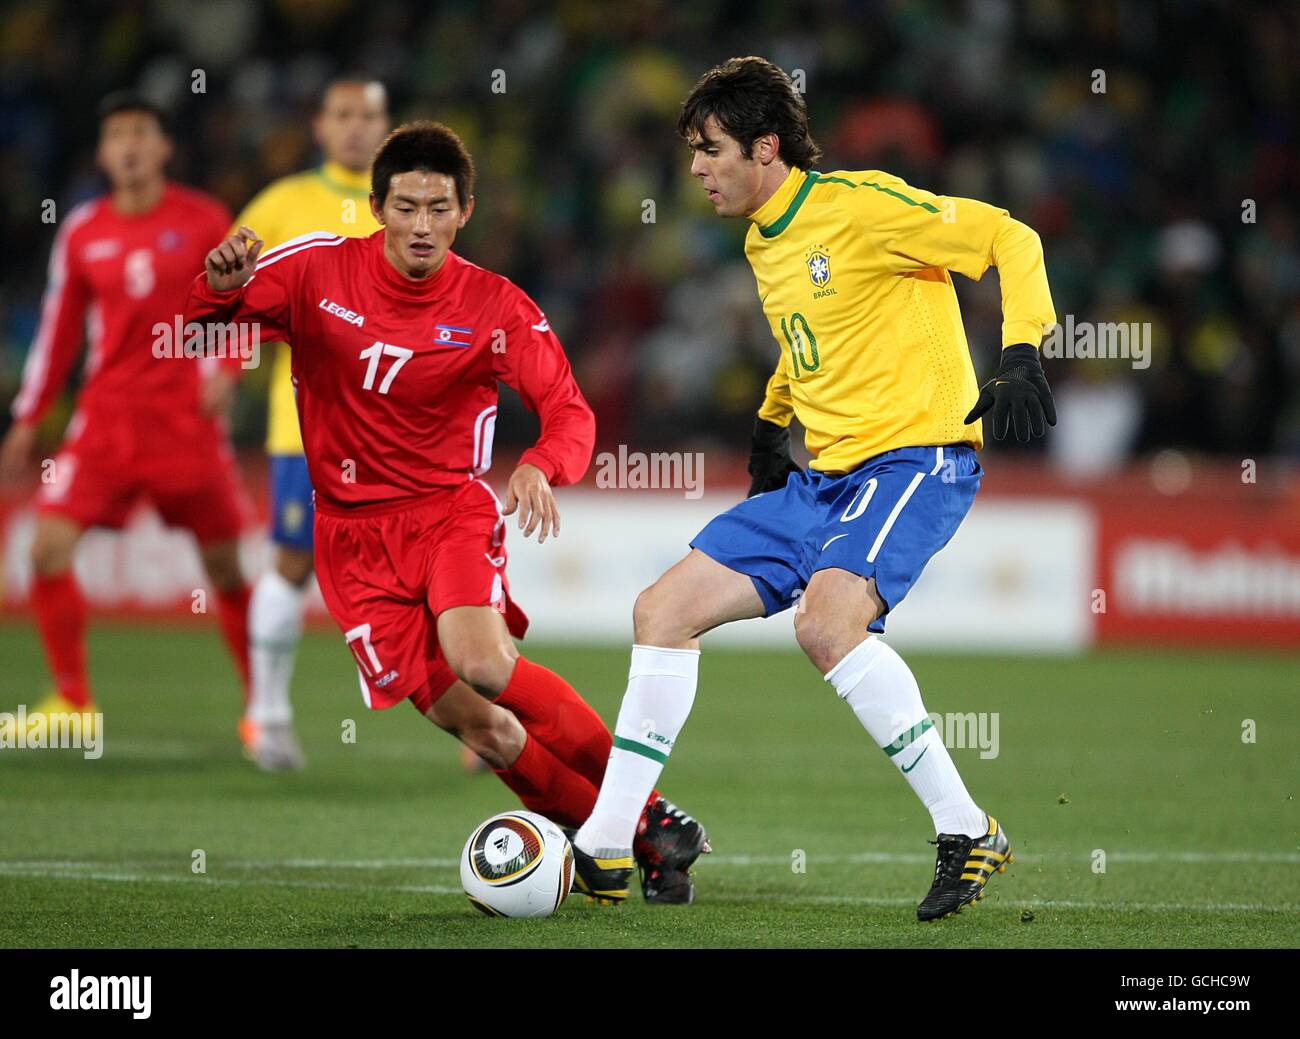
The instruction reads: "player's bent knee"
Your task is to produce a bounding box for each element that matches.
[276,547,314,586]
[207,566,243,593]
[793,608,834,673]
[443,647,516,697]
[633,579,694,645]
[794,604,864,675]
[31,541,73,577]
[31,524,77,576]
[464,712,525,770]
[201,544,244,592]
[631,584,661,639]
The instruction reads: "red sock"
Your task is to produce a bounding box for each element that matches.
[494,657,662,813]
[31,572,90,707]
[214,584,252,704]
[493,657,615,787]
[493,733,599,829]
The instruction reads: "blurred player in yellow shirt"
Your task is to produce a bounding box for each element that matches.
[575,57,1055,915]
[234,77,387,769]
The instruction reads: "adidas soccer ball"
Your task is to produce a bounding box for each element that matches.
[460,811,574,918]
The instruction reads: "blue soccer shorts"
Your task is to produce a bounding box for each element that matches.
[269,453,315,551]
[691,444,981,633]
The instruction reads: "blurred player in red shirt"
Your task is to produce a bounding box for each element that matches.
[0,93,252,739]
[185,122,710,903]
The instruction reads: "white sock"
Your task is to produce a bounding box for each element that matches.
[247,569,305,726]
[575,645,699,854]
[825,636,986,838]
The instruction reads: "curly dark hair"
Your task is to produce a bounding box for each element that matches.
[677,56,822,169]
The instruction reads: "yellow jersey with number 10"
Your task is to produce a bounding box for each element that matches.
[745,167,1056,474]
[234,161,381,455]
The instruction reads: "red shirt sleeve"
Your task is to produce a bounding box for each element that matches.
[492,284,595,487]
[11,214,92,424]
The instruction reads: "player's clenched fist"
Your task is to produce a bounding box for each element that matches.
[964,343,1056,442]
[504,463,560,544]
[204,226,264,292]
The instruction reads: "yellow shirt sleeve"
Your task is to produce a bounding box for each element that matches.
[848,171,1057,348]
[756,347,795,426]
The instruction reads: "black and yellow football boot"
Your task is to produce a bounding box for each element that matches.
[916,814,1014,921]
[566,833,633,905]
[633,797,712,905]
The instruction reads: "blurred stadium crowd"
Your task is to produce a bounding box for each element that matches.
[1,0,1297,475]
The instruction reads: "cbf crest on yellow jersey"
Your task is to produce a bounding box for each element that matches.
[746,167,1056,474]
[234,161,381,454]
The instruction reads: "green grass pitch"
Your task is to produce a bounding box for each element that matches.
[0,621,1295,948]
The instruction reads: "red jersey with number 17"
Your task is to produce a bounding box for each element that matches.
[184,229,595,509]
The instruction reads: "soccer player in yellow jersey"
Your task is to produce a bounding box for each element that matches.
[572,57,1056,917]
[234,77,388,769]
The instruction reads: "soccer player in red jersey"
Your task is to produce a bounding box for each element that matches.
[185,122,709,904]
[0,92,253,737]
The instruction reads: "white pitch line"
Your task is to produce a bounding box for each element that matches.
[0,866,460,896]
[0,858,467,871]
[0,739,445,761]
[700,892,1300,913]
[67,740,196,758]
[225,850,1300,868]
[1,849,1296,872]
[257,850,1296,868]
[0,864,1293,914]
[1095,851,1300,864]
[708,850,1300,866]
[237,857,462,869]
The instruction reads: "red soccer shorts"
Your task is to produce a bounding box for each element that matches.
[35,406,246,544]
[313,478,529,710]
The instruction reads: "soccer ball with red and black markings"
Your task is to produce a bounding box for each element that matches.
[460,811,574,918]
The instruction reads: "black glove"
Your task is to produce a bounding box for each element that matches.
[746,417,800,497]
[964,343,1057,442]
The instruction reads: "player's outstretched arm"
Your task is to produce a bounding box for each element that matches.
[204,226,264,293]
[493,288,596,492]
[848,175,1058,442]
[185,225,297,347]
[504,462,559,544]
[7,208,93,445]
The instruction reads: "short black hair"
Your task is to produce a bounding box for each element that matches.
[97,90,170,135]
[371,121,475,207]
[678,56,821,169]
